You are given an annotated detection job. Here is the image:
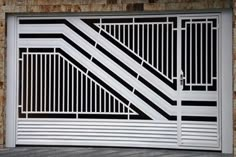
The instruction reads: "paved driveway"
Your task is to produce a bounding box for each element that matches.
[0,146,233,157]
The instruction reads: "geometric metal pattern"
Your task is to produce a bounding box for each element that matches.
[93,17,178,89]
[17,16,219,122]
[18,18,178,121]
[16,15,220,150]
[18,48,145,119]
[181,18,218,91]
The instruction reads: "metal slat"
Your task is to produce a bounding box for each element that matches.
[17,128,177,135]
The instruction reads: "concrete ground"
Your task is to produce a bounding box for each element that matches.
[0,146,233,157]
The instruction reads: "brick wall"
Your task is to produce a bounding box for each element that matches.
[0,0,232,153]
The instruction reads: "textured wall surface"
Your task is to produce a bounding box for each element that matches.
[0,0,232,153]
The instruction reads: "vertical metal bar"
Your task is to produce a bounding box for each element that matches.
[119,102,121,113]
[161,24,164,73]
[157,24,159,70]
[171,24,174,79]
[76,70,79,118]
[177,15,183,147]
[185,25,187,84]
[99,87,102,113]
[200,23,203,84]
[35,54,37,112]
[118,25,120,41]
[62,59,65,112]
[81,73,83,112]
[128,24,130,48]
[30,54,33,112]
[147,24,149,62]
[40,54,43,112]
[190,23,192,90]
[142,24,144,58]
[94,81,97,113]
[104,91,106,112]
[67,63,69,112]
[26,51,29,117]
[109,94,112,113]
[138,24,140,56]
[44,55,47,112]
[90,80,92,112]
[195,23,198,84]
[72,65,74,112]
[123,102,125,113]
[133,20,135,52]
[53,51,56,112]
[107,92,110,113]
[49,54,51,112]
[105,25,107,32]
[58,55,61,112]
[152,24,154,66]
[113,96,115,113]
[21,54,24,110]
[114,97,118,113]
[128,103,130,120]
[167,23,169,78]
[123,25,125,45]
[211,23,213,85]
[206,22,208,90]
[114,24,116,38]
[85,75,88,112]
[85,77,88,112]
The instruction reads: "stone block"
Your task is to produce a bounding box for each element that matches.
[144,3,165,11]
[15,0,26,6]
[191,1,208,10]
[119,0,149,4]
[79,4,90,12]
[0,13,5,20]
[27,5,40,12]
[88,4,115,12]
[111,4,123,11]
[4,0,16,6]
[0,41,5,49]
[92,0,107,4]
[46,5,61,12]
[14,5,27,12]
[234,52,236,60]
[208,0,225,9]
[107,0,117,4]
[60,4,73,12]
[71,5,82,12]
[0,0,6,6]
[125,3,144,11]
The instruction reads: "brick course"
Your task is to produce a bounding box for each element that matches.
[0,0,233,154]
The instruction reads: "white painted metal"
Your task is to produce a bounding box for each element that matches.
[16,119,178,148]
[221,10,233,154]
[178,15,220,148]
[6,16,17,147]
[5,12,233,153]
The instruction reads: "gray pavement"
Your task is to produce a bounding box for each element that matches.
[0,146,233,157]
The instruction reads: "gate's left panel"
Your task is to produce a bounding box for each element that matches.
[15,15,179,148]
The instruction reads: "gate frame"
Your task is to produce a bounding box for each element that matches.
[5,10,233,154]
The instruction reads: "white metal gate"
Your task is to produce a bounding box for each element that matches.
[16,14,220,150]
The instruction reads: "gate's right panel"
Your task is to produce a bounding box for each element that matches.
[179,15,220,148]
